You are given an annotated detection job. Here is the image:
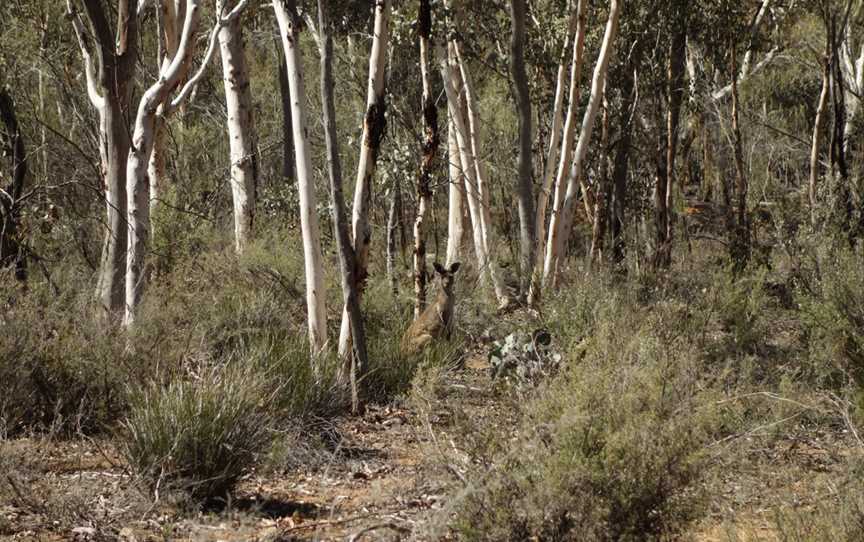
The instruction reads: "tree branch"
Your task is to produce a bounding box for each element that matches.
[66,0,105,109]
[162,0,249,116]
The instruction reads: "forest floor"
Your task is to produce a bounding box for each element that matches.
[0,227,856,542]
[1,336,854,542]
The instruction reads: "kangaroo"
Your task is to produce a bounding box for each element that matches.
[401,262,461,355]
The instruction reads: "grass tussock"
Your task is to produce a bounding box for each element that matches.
[122,361,279,502]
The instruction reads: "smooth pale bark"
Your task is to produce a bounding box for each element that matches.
[218,0,257,254]
[545,0,620,286]
[509,0,535,297]
[318,0,367,413]
[413,0,439,319]
[445,113,465,266]
[125,0,203,326]
[529,2,581,302]
[810,52,831,222]
[539,0,588,288]
[274,0,328,354]
[148,0,183,229]
[451,46,508,304]
[841,39,864,153]
[338,0,390,358]
[440,42,506,303]
[71,0,139,323]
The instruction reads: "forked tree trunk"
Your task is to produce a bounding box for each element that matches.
[218,0,257,253]
[318,0,368,414]
[542,0,590,283]
[545,0,620,286]
[274,0,328,353]
[148,0,184,232]
[445,113,465,266]
[69,0,139,323]
[529,0,583,304]
[440,41,506,304]
[451,42,508,304]
[338,0,390,358]
[413,0,439,319]
[125,0,203,326]
[510,0,535,297]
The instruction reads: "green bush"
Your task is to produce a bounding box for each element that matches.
[800,247,864,396]
[445,290,713,541]
[122,362,278,502]
[0,271,138,436]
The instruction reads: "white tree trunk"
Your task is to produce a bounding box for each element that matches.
[541,0,588,285]
[148,1,184,235]
[445,112,465,266]
[125,0,203,326]
[68,0,136,322]
[440,41,505,303]
[545,0,620,286]
[530,0,586,301]
[274,0,328,354]
[338,0,390,357]
[218,0,257,254]
[452,44,508,304]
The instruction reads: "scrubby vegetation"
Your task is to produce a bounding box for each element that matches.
[3,0,864,539]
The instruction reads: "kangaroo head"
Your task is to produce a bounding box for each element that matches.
[432,262,460,296]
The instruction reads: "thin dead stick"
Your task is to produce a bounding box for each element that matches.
[348,522,411,541]
[280,513,373,533]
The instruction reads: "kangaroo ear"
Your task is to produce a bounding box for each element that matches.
[433,262,446,275]
[449,262,461,274]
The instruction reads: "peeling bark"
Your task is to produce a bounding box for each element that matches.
[413,0,439,319]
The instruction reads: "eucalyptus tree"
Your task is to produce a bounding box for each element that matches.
[545,0,621,287]
[66,0,139,323]
[412,0,440,319]
[317,0,368,414]
[338,0,390,358]
[530,0,586,303]
[510,0,535,297]
[274,0,328,354]
[217,0,258,254]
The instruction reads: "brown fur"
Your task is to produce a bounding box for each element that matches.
[401,262,460,355]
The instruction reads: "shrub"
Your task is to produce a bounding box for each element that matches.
[442,288,714,541]
[800,247,864,395]
[122,362,278,502]
[0,270,138,436]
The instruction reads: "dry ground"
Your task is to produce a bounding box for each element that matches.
[1,349,856,542]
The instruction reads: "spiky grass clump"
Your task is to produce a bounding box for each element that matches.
[123,362,278,502]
